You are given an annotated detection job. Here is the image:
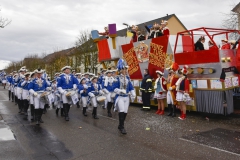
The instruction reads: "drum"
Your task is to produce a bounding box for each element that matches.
[111,92,116,99]
[40,91,51,97]
[66,90,76,97]
[97,96,106,105]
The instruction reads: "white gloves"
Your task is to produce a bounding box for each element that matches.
[80,90,84,94]
[130,90,136,97]
[120,89,126,94]
[33,92,38,97]
[103,88,109,94]
[169,87,172,91]
[89,92,95,97]
[99,90,104,95]
[46,87,52,91]
[184,92,189,96]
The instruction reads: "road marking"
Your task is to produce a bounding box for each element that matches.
[179,138,240,157]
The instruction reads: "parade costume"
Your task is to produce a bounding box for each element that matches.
[29,72,36,121]
[78,78,89,116]
[140,73,153,110]
[166,63,179,117]
[175,66,191,120]
[98,26,109,39]
[154,71,167,115]
[57,66,78,121]
[221,39,231,50]
[16,68,26,114]
[88,76,104,119]
[161,21,170,36]
[7,75,13,100]
[102,70,116,117]
[115,60,136,134]
[21,72,30,120]
[28,69,50,125]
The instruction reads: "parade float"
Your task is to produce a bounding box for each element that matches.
[92,24,240,115]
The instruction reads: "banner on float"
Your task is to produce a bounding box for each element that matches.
[121,43,143,79]
[148,36,169,79]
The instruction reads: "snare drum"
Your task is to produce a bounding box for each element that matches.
[97,96,106,105]
[66,90,76,97]
[110,92,116,99]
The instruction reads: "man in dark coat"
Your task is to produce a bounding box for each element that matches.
[140,69,153,110]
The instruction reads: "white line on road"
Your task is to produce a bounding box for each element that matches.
[179,138,240,157]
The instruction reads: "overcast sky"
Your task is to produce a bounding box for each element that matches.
[0,0,239,69]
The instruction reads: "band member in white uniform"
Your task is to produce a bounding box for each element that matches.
[57,66,78,121]
[75,73,81,108]
[114,66,136,134]
[16,67,26,114]
[78,78,89,116]
[21,72,31,120]
[88,76,105,119]
[102,70,115,117]
[29,71,36,121]
[28,69,50,125]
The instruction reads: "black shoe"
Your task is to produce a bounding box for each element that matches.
[92,114,99,119]
[120,128,127,134]
[56,108,59,116]
[65,116,69,121]
[39,119,44,123]
[172,113,176,117]
[83,107,87,116]
[167,104,172,116]
[36,121,40,125]
[108,112,112,117]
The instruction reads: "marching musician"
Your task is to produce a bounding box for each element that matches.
[114,65,136,134]
[154,71,167,115]
[29,71,36,121]
[16,67,26,114]
[57,66,78,121]
[166,63,179,117]
[102,70,115,117]
[88,76,105,119]
[78,77,89,116]
[175,65,191,120]
[12,72,18,105]
[28,69,50,125]
[21,72,31,120]
[75,73,81,108]
[7,73,13,101]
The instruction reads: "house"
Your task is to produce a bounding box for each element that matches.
[232,2,240,30]
[117,14,188,36]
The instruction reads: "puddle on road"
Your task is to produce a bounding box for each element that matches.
[0,127,16,141]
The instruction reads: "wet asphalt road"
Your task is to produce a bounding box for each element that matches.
[0,87,240,160]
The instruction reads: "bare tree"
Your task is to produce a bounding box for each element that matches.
[0,7,11,28]
[222,2,240,39]
[75,30,98,73]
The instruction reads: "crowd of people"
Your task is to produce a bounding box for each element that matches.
[4,65,136,134]
[140,63,191,120]
[195,36,239,51]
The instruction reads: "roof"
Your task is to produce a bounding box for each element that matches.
[117,14,187,36]
[232,2,240,13]
[43,47,76,63]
